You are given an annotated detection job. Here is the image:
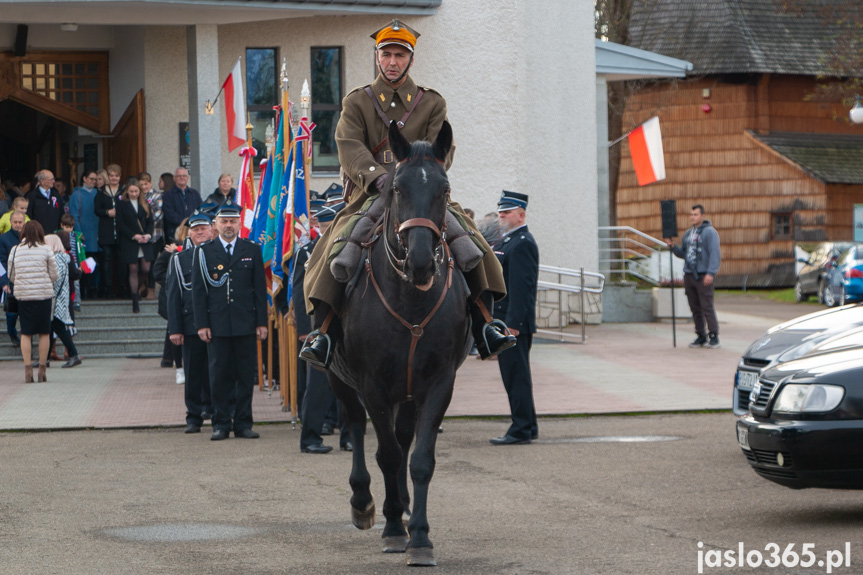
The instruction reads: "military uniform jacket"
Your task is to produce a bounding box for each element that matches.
[166,246,198,336]
[304,74,505,313]
[191,237,267,337]
[291,237,317,336]
[493,225,539,335]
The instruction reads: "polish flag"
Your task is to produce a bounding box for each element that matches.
[628,116,666,186]
[81,257,97,274]
[222,58,246,152]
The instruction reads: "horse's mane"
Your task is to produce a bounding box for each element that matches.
[401,140,436,166]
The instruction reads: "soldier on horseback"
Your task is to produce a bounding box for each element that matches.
[301,19,515,367]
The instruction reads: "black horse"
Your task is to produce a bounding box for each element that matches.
[326,120,471,566]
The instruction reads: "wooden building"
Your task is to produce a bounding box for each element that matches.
[618,0,863,287]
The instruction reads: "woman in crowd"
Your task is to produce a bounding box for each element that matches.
[203,173,237,208]
[45,233,82,368]
[94,165,125,298]
[117,179,154,313]
[94,170,107,190]
[152,218,187,383]
[140,171,163,300]
[9,220,59,382]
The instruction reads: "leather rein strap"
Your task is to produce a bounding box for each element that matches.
[363,212,453,401]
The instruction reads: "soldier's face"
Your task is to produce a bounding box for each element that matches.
[189,224,213,246]
[377,46,413,83]
[216,216,239,241]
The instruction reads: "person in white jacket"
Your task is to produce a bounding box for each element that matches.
[9,220,59,382]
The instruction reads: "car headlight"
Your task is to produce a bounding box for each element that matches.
[773,384,845,413]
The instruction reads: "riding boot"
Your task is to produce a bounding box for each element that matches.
[299,305,335,369]
[470,293,517,360]
[132,294,140,314]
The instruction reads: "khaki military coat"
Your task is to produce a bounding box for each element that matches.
[304,74,505,314]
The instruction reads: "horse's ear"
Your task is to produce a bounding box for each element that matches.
[389,120,411,162]
[432,121,452,163]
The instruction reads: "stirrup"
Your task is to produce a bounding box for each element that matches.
[477,319,516,360]
[299,330,332,368]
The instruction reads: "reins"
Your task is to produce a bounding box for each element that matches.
[360,174,453,400]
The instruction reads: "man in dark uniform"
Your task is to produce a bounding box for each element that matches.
[301,19,514,368]
[192,202,268,441]
[292,198,351,454]
[489,191,540,446]
[167,211,215,434]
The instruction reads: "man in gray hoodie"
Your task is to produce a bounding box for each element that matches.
[665,204,721,348]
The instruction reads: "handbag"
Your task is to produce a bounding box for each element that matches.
[3,246,18,313]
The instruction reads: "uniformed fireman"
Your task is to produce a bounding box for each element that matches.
[191,202,268,441]
[301,19,515,368]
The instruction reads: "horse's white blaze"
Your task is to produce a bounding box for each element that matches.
[421,168,428,184]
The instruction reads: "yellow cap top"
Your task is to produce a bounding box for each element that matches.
[370,19,420,52]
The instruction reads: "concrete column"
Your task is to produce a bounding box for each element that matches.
[186,24,220,192]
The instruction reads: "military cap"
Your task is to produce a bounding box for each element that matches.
[199,202,219,217]
[188,210,213,228]
[309,198,326,215]
[316,201,345,223]
[371,19,420,52]
[497,190,529,212]
[323,182,344,205]
[215,200,241,218]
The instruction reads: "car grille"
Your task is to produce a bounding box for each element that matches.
[737,387,751,412]
[744,357,771,368]
[750,379,777,410]
[755,467,798,480]
[751,449,794,468]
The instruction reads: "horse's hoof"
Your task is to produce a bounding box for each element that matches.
[406,547,436,566]
[382,535,409,553]
[351,501,375,530]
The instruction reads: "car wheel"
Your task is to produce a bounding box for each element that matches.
[840,284,847,306]
[795,280,805,302]
[821,281,836,307]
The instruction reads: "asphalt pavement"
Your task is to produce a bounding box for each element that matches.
[3,292,854,575]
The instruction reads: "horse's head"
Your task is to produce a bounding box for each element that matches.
[383,119,453,291]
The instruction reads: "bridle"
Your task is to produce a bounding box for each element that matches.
[361,162,454,400]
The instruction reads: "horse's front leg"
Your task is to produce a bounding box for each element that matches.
[327,373,374,529]
[395,401,416,518]
[406,376,455,567]
[365,396,411,553]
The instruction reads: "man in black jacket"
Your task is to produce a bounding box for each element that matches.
[26,170,65,234]
[167,212,215,433]
[1,211,25,347]
[489,191,539,446]
[192,202,267,441]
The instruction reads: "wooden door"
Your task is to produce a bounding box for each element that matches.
[106,90,146,179]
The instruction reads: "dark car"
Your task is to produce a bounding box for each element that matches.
[795,242,854,303]
[822,245,863,307]
[732,304,863,416]
[737,346,863,489]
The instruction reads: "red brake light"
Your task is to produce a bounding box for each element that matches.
[845,268,863,279]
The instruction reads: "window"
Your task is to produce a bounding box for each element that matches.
[20,57,105,119]
[246,48,278,167]
[772,213,792,239]
[310,47,343,174]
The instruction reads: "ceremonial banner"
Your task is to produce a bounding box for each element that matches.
[237,145,257,238]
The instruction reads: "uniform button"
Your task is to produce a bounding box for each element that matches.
[369,166,376,172]
[390,102,396,108]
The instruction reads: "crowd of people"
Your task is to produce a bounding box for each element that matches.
[0,165,239,382]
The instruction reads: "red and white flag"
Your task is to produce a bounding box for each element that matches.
[222,58,246,152]
[237,145,257,238]
[81,257,97,274]
[628,116,666,186]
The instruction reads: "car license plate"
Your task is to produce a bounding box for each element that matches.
[737,423,750,450]
[737,369,758,391]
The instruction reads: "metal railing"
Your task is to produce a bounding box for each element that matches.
[536,265,605,343]
[598,226,677,286]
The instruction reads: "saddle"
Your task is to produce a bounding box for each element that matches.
[329,195,485,284]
